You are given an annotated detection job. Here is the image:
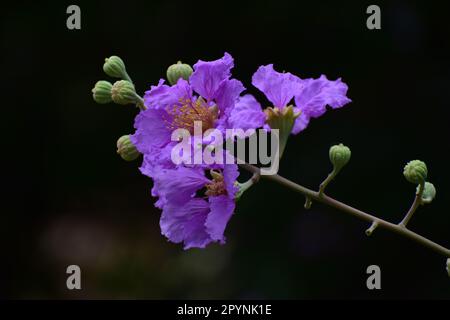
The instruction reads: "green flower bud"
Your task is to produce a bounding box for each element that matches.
[92,80,113,104]
[117,135,140,161]
[111,80,137,105]
[103,55,129,80]
[166,61,193,85]
[417,181,436,204]
[403,160,427,184]
[329,143,351,172]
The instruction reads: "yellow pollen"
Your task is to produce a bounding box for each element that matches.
[205,174,226,196]
[165,97,217,134]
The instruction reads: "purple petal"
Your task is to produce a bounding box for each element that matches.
[143,78,192,110]
[227,94,266,132]
[214,78,245,116]
[252,64,301,108]
[294,75,351,118]
[190,53,234,100]
[131,108,172,154]
[205,195,235,242]
[160,198,212,249]
[291,110,311,135]
[138,144,176,177]
[138,154,165,208]
[223,164,239,198]
[137,143,186,209]
[152,166,210,205]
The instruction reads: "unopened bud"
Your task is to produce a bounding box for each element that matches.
[92,80,112,104]
[117,135,140,161]
[166,61,193,85]
[329,143,351,172]
[418,181,436,204]
[403,160,427,184]
[103,56,130,80]
[111,80,137,105]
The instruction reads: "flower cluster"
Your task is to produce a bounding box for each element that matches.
[94,53,351,249]
[92,53,450,279]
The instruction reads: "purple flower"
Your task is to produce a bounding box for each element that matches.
[127,55,353,251]
[251,64,351,134]
[131,53,265,168]
[153,164,239,249]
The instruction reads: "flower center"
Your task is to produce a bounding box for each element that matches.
[205,173,226,196]
[166,97,218,134]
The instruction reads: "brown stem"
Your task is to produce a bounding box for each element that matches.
[239,163,450,258]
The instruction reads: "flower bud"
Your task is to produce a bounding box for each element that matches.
[329,143,351,172]
[111,80,137,105]
[92,80,113,104]
[403,160,427,184]
[166,61,193,85]
[103,56,131,82]
[418,181,436,204]
[103,56,129,79]
[117,135,140,161]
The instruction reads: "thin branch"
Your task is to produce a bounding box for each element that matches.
[318,168,337,197]
[236,172,260,200]
[366,221,379,236]
[135,94,146,111]
[399,182,425,228]
[304,196,312,209]
[239,163,450,258]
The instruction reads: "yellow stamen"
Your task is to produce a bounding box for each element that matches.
[205,172,226,196]
[165,97,218,134]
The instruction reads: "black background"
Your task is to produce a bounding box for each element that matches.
[2,0,450,299]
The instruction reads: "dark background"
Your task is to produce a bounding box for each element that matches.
[2,0,450,299]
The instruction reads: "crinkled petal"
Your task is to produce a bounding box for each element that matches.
[227,94,266,133]
[152,166,210,205]
[291,107,311,135]
[190,53,234,101]
[136,146,179,209]
[205,195,235,243]
[294,75,351,118]
[223,164,239,198]
[138,154,168,208]
[252,64,301,108]
[138,144,176,177]
[214,78,245,116]
[160,198,212,249]
[143,78,192,110]
[138,162,169,209]
[131,108,172,153]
